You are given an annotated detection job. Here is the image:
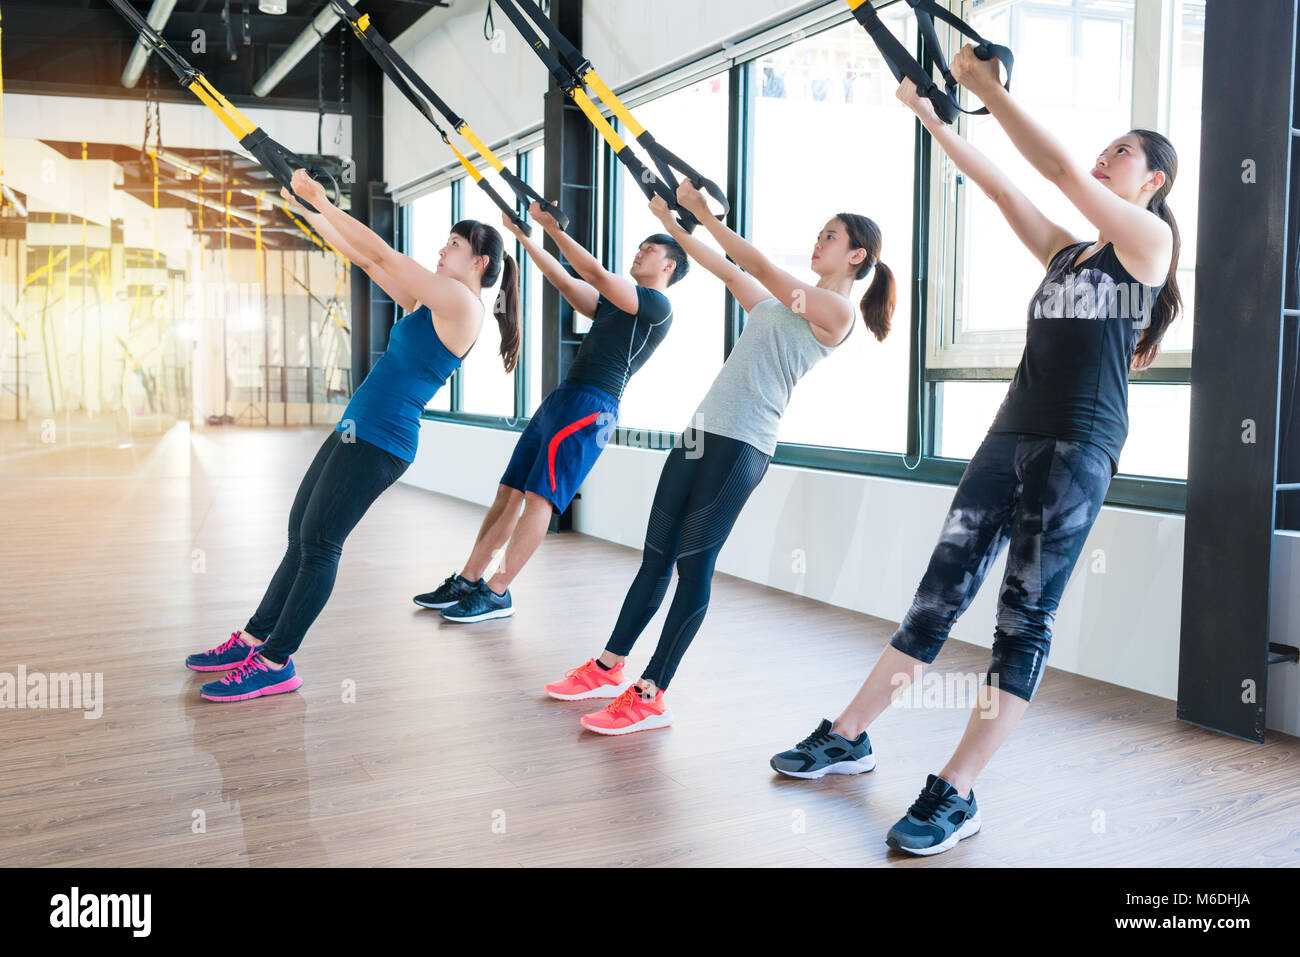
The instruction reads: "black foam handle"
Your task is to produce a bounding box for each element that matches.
[239,128,342,214]
[499,168,568,231]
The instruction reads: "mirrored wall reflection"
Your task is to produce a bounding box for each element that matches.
[0,212,194,448]
[0,133,356,469]
[0,199,354,461]
[203,247,353,429]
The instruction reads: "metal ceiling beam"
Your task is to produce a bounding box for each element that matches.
[121,0,179,88]
[252,0,357,97]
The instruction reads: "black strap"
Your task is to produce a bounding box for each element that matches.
[850,0,1013,125]
[493,0,729,233]
[104,0,197,85]
[503,0,590,82]
[489,0,578,91]
[238,128,339,214]
[328,0,565,234]
[105,0,336,212]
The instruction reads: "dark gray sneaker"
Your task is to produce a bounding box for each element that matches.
[441,581,514,623]
[770,718,876,779]
[885,774,981,856]
[414,573,479,610]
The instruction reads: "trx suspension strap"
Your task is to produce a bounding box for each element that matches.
[490,0,728,231]
[328,0,564,237]
[104,0,338,213]
[845,0,1013,125]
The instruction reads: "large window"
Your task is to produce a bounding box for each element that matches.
[934,0,1197,483]
[1163,0,1202,353]
[457,177,514,417]
[405,0,1204,509]
[955,0,1135,344]
[752,12,917,454]
[523,147,546,415]
[611,74,730,435]
[408,186,451,412]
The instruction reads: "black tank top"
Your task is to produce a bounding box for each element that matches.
[988,241,1165,475]
[563,285,672,401]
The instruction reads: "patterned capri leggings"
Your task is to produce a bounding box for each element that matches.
[890,431,1114,701]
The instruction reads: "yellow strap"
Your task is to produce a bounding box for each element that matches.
[281,206,345,262]
[81,142,88,245]
[197,167,205,248]
[188,74,257,139]
[327,268,347,330]
[148,149,159,263]
[458,126,507,174]
[224,187,232,275]
[25,247,68,287]
[255,192,264,283]
[581,70,644,138]
[569,87,628,153]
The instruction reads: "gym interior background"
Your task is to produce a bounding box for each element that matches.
[1,0,1298,870]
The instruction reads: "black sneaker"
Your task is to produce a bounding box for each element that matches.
[414,573,479,610]
[885,773,981,856]
[441,581,514,623]
[770,718,876,779]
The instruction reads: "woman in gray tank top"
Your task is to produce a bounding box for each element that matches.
[543,181,897,736]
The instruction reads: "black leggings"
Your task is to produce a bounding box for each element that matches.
[245,430,410,663]
[605,429,771,688]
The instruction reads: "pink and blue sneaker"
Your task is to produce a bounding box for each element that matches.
[186,631,260,672]
[200,652,302,702]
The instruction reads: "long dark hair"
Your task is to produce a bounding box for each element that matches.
[1127,129,1183,369]
[835,212,895,341]
[452,219,520,373]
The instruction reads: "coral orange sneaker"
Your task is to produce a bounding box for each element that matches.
[545,658,634,700]
[580,685,674,735]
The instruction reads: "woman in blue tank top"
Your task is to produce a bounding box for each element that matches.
[187,169,522,702]
[773,49,1184,856]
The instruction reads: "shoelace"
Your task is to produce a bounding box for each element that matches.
[205,631,244,656]
[797,724,834,751]
[221,655,269,685]
[564,660,599,680]
[606,686,643,715]
[907,786,951,824]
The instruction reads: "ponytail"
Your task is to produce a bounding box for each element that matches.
[452,218,520,372]
[496,252,521,373]
[859,260,896,342]
[837,211,896,342]
[1127,129,1184,369]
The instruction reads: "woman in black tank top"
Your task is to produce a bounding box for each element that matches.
[772,47,1184,856]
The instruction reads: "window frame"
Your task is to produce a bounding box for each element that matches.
[404,0,1193,512]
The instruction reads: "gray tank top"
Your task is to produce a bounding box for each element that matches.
[690,296,852,456]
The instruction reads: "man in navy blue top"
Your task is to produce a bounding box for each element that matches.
[416,200,688,623]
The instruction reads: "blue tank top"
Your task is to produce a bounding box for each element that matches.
[333,305,466,462]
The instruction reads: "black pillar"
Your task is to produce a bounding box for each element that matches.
[1177,0,1298,742]
[542,0,594,531]
[348,26,394,393]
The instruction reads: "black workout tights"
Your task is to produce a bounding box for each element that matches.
[245,430,410,663]
[605,429,771,689]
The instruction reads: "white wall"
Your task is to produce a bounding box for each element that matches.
[395,419,1300,732]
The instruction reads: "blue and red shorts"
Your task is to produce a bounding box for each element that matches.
[500,382,620,512]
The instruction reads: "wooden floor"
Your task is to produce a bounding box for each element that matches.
[1,421,1298,867]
